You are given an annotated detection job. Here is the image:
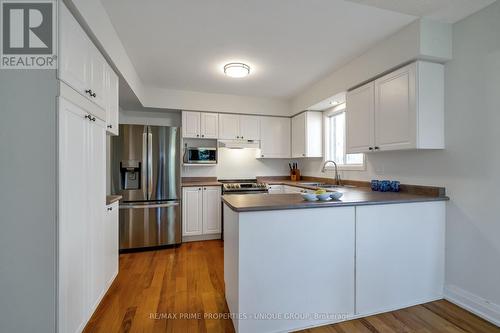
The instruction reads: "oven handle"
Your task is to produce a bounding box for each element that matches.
[120,202,180,209]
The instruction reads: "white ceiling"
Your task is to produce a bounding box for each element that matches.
[101,0,495,100]
[346,0,496,23]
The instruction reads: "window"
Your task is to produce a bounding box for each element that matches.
[324,104,364,170]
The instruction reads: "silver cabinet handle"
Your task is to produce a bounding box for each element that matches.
[120,202,180,209]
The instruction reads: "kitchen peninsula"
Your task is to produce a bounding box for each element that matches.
[222,186,448,333]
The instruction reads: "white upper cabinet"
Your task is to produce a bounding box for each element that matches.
[259,116,291,158]
[200,112,219,138]
[182,111,219,138]
[239,115,260,141]
[182,111,201,138]
[59,3,118,124]
[219,114,240,139]
[291,111,322,158]
[219,114,260,140]
[346,61,444,153]
[346,82,375,153]
[105,65,119,136]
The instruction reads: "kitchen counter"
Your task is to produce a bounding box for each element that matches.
[181,177,222,187]
[106,195,122,205]
[222,186,448,212]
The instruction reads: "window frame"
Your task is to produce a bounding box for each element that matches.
[323,104,366,171]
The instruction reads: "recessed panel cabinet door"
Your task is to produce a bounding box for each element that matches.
[59,3,90,97]
[374,65,417,151]
[182,111,201,138]
[202,186,222,234]
[239,115,260,140]
[260,117,290,158]
[200,112,219,138]
[89,45,107,111]
[291,113,306,157]
[58,98,89,333]
[182,187,203,236]
[106,66,119,135]
[219,114,240,139]
[346,82,375,153]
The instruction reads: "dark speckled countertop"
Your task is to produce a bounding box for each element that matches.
[222,186,449,212]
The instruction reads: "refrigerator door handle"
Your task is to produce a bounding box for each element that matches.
[147,127,153,200]
[119,202,180,210]
[142,129,148,200]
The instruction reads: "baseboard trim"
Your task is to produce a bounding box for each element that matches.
[182,234,221,242]
[445,284,500,327]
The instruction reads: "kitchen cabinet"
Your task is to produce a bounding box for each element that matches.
[219,114,260,140]
[59,3,107,121]
[291,111,322,158]
[182,111,218,138]
[219,114,240,139]
[356,202,445,316]
[346,82,375,153]
[104,202,119,288]
[346,61,444,153]
[58,96,108,333]
[200,112,219,138]
[182,186,221,237]
[259,116,291,158]
[105,64,119,136]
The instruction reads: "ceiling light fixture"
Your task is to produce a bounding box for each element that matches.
[224,62,250,78]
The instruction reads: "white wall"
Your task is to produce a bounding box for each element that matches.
[291,18,452,114]
[302,1,500,323]
[183,148,290,179]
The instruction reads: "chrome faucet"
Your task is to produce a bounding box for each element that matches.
[321,160,341,185]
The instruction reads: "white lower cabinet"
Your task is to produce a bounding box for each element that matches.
[267,184,284,194]
[58,96,117,333]
[182,186,221,237]
[283,185,314,194]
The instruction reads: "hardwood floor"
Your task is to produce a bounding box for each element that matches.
[83,240,234,333]
[84,240,499,333]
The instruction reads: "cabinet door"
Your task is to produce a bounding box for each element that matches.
[291,113,306,157]
[105,202,119,286]
[260,117,290,158]
[58,3,90,97]
[267,184,284,193]
[277,117,291,158]
[346,82,375,153]
[182,187,203,236]
[105,66,119,136]
[58,97,89,333]
[239,115,260,140]
[200,112,219,138]
[182,111,201,138]
[219,114,240,140]
[88,119,107,311]
[374,64,416,151]
[89,45,107,112]
[202,186,222,234]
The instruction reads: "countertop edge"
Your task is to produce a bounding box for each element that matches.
[106,195,122,205]
[222,195,449,213]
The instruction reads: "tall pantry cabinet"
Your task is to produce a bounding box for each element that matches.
[57,2,119,333]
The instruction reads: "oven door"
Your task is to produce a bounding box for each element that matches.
[185,148,217,164]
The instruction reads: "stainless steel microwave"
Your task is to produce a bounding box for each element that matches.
[184,147,217,164]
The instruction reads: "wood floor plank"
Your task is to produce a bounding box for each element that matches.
[84,240,498,333]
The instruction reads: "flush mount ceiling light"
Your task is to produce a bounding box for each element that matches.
[224,63,250,78]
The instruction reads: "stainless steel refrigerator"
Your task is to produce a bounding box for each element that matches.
[111,125,181,250]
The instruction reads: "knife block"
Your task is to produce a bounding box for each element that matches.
[290,169,301,181]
